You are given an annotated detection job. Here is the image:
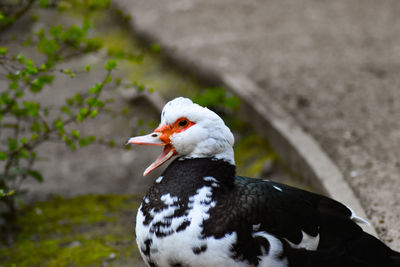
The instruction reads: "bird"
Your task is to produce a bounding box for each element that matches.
[127,97,400,267]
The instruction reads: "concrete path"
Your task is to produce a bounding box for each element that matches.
[115,0,400,249]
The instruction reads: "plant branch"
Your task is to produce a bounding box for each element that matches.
[0,0,36,34]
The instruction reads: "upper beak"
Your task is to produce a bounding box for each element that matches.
[127,132,165,146]
[127,129,176,176]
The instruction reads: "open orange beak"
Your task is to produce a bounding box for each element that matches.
[127,125,176,176]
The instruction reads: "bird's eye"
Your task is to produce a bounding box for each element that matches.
[179,120,188,127]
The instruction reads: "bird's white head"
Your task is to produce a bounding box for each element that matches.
[127,97,235,176]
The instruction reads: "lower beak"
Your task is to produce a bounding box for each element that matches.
[127,133,176,176]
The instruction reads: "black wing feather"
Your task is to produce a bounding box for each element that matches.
[232,176,356,246]
[227,176,400,267]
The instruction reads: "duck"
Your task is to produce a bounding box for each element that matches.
[127,97,400,267]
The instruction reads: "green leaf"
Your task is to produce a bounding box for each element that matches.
[137,84,146,92]
[89,109,98,118]
[0,189,14,198]
[31,121,42,133]
[61,25,86,47]
[79,107,88,116]
[25,59,38,75]
[64,69,75,78]
[30,79,43,93]
[82,19,92,31]
[39,0,49,8]
[121,107,130,115]
[31,14,39,22]
[108,139,115,147]
[150,44,161,53]
[31,133,39,141]
[115,77,121,86]
[104,74,112,83]
[79,138,89,147]
[54,118,64,131]
[61,105,71,115]
[30,151,37,160]
[38,38,60,57]
[49,25,63,38]
[71,129,80,139]
[104,59,118,71]
[9,81,18,90]
[15,91,24,98]
[39,64,47,71]
[96,100,104,108]
[6,72,20,82]
[85,64,91,72]
[224,96,241,110]
[19,148,29,159]
[28,170,43,182]
[62,135,76,150]
[85,97,96,107]
[29,75,54,93]
[23,101,40,116]
[66,98,75,106]
[0,46,7,56]
[193,87,226,108]
[74,93,83,106]
[0,152,7,161]
[7,138,18,151]
[20,137,29,144]
[88,83,102,94]
[76,114,84,122]
[16,53,25,64]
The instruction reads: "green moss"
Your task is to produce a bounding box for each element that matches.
[0,194,143,266]
[234,134,277,178]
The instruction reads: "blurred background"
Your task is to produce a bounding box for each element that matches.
[1,0,400,266]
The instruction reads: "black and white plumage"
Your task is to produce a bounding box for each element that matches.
[128,97,400,267]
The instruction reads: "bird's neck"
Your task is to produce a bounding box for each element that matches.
[177,139,235,166]
[161,157,236,189]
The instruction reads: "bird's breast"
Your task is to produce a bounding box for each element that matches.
[135,183,246,267]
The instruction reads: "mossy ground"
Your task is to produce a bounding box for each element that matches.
[0,195,145,267]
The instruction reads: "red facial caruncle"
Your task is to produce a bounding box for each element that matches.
[127,117,195,176]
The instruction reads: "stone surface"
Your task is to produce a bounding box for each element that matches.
[115,0,400,249]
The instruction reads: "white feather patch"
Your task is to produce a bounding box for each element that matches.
[252,231,288,267]
[273,185,283,192]
[346,206,370,225]
[136,186,247,267]
[285,231,320,250]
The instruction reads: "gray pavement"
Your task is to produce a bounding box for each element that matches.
[115,0,400,249]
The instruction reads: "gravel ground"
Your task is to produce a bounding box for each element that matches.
[115,0,400,249]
